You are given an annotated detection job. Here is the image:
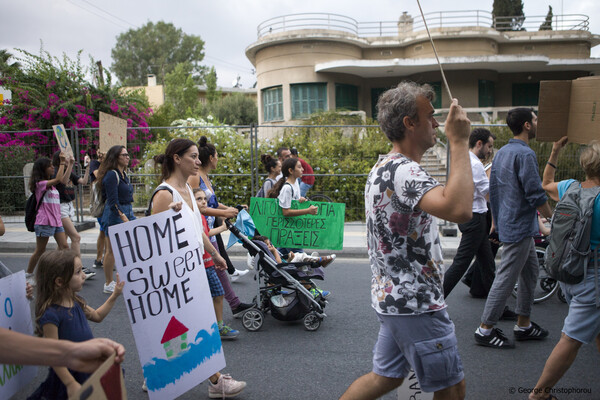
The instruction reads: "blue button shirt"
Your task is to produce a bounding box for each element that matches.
[490,139,547,243]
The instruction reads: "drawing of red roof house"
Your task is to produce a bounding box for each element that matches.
[161,316,190,359]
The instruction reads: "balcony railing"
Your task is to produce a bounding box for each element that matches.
[256,10,590,39]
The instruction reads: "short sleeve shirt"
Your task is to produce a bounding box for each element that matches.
[35,181,62,227]
[39,303,94,342]
[278,181,300,209]
[365,153,445,315]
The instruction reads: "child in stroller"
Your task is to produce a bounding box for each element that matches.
[225,221,334,332]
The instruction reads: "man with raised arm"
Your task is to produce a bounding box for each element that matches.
[340,81,472,400]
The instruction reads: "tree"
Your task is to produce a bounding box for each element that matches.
[539,6,553,31]
[205,92,258,126]
[204,67,220,105]
[164,62,200,115]
[492,0,525,31]
[111,21,206,86]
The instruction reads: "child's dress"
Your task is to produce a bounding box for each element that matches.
[28,303,93,400]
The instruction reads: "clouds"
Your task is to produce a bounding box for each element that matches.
[2,0,599,89]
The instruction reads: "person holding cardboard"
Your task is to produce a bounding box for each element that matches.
[474,108,554,349]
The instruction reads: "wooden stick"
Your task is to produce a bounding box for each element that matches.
[416,0,453,101]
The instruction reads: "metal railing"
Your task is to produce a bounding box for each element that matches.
[256,11,590,39]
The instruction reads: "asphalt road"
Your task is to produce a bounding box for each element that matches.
[2,253,598,400]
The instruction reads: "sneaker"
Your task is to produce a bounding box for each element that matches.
[231,302,254,318]
[83,268,96,280]
[25,272,36,287]
[93,259,103,268]
[230,269,249,282]
[474,327,515,348]
[142,379,148,392]
[499,306,518,321]
[103,281,116,294]
[219,324,239,340]
[309,287,331,299]
[319,254,336,268]
[514,321,549,341]
[208,373,246,399]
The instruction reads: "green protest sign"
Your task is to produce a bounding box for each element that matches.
[249,197,345,250]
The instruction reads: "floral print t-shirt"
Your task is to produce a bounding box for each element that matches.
[365,153,445,315]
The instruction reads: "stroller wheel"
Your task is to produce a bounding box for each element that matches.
[242,309,264,331]
[303,312,321,331]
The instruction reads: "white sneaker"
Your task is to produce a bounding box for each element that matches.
[208,374,246,398]
[103,281,116,293]
[246,253,255,270]
[25,272,36,287]
[142,379,148,392]
[83,268,96,280]
[230,269,249,282]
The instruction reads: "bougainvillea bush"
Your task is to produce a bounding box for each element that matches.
[0,49,152,166]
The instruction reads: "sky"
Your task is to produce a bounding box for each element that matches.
[2,0,599,89]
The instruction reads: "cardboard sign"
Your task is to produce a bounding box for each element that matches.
[396,369,433,400]
[0,271,37,399]
[537,76,600,144]
[109,209,225,400]
[249,197,345,250]
[99,112,127,153]
[52,124,74,157]
[69,354,126,400]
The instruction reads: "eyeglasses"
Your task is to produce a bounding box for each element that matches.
[120,154,130,158]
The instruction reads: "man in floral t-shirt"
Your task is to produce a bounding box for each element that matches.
[341,82,473,400]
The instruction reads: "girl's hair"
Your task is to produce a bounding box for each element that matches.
[154,139,197,182]
[51,150,62,168]
[268,157,298,198]
[192,187,204,196]
[197,136,217,166]
[34,250,86,337]
[580,140,600,179]
[29,157,52,193]
[260,154,278,174]
[96,145,125,193]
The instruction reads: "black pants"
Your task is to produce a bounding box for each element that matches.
[214,217,236,275]
[443,212,495,297]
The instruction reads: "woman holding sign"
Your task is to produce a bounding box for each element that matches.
[151,138,247,398]
[96,145,136,294]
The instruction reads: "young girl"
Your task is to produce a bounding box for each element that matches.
[193,188,239,339]
[258,154,281,197]
[28,249,123,400]
[26,154,70,285]
[151,138,246,398]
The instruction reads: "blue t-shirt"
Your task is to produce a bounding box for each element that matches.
[557,180,600,251]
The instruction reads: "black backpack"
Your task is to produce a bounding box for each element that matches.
[545,181,600,284]
[25,189,47,232]
[145,185,174,216]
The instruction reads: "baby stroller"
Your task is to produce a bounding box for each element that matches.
[225,219,328,331]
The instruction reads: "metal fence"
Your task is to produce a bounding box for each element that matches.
[0,123,587,224]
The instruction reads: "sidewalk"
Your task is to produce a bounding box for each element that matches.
[0,219,461,259]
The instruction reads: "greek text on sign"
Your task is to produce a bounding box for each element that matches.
[249,197,345,250]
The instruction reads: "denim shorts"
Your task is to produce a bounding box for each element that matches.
[206,266,224,298]
[60,201,75,219]
[561,269,600,344]
[373,310,464,393]
[34,224,65,237]
[102,204,136,233]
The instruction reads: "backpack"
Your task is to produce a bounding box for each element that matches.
[90,170,119,218]
[145,185,174,216]
[545,181,600,284]
[24,189,47,232]
[256,178,276,198]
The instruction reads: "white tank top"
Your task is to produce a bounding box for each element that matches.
[158,182,204,254]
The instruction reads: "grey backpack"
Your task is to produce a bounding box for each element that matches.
[545,181,600,284]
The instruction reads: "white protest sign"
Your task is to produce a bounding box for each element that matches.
[0,271,37,399]
[109,209,225,400]
[52,124,74,158]
[397,369,433,400]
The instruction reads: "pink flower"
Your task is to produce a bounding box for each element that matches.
[110,100,119,113]
[41,109,51,120]
[48,93,60,106]
[57,108,69,117]
[46,81,56,88]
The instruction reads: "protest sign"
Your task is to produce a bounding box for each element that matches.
[537,76,600,144]
[109,209,225,400]
[99,112,127,153]
[249,197,345,250]
[52,124,74,157]
[0,271,37,399]
[68,353,126,400]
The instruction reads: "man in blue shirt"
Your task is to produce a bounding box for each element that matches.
[474,108,553,349]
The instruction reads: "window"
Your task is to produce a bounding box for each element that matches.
[371,88,388,120]
[479,80,495,107]
[512,83,540,106]
[428,82,442,109]
[291,83,327,119]
[335,84,358,111]
[262,86,283,122]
